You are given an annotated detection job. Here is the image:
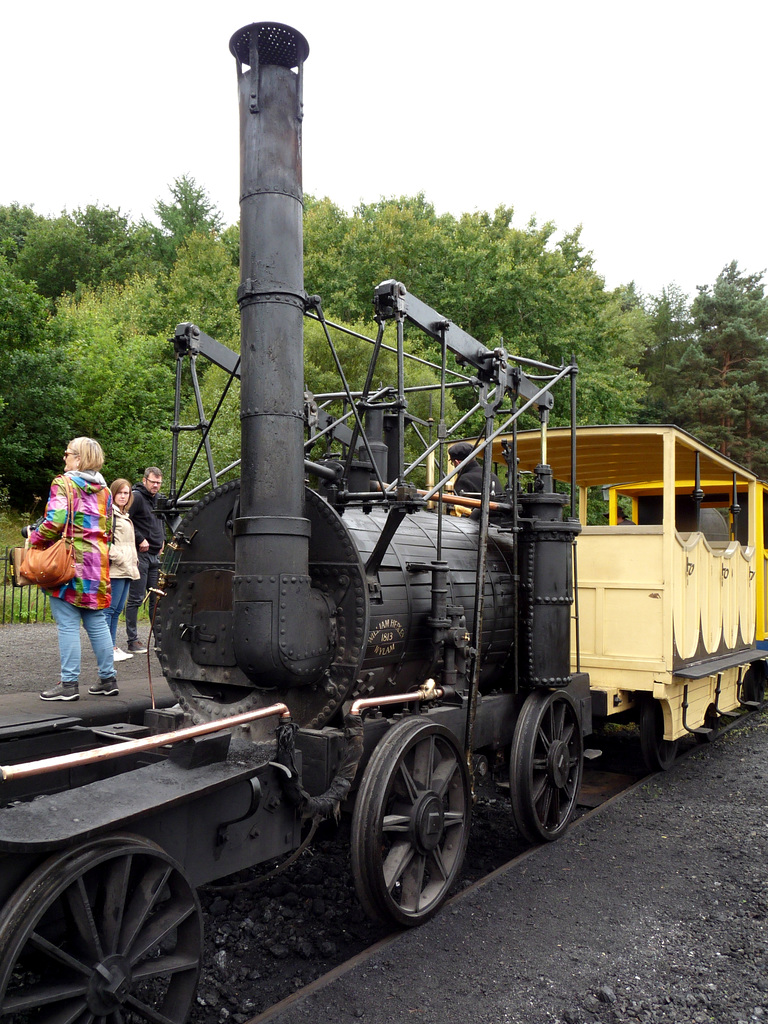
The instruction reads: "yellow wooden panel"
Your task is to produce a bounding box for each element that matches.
[602,588,665,659]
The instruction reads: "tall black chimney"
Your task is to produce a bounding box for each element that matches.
[229,24,334,686]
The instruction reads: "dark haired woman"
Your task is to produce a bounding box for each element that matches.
[105,478,140,663]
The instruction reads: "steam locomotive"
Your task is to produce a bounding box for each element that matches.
[0,22,589,1021]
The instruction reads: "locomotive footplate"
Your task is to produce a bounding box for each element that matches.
[0,746,302,893]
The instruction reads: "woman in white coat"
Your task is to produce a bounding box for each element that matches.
[105,479,141,663]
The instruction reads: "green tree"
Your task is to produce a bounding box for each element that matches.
[0,202,43,262]
[54,281,176,481]
[14,205,155,299]
[303,196,648,429]
[638,284,693,422]
[163,231,239,344]
[144,176,225,268]
[0,257,77,504]
[669,262,768,474]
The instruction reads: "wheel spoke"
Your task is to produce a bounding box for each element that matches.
[535,724,552,754]
[398,853,427,911]
[119,862,173,953]
[411,735,436,789]
[127,895,197,964]
[443,809,467,829]
[426,845,449,885]
[535,781,553,822]
[531,771,548,803]
[16,1000,88,1024]
[132,950,203,981]
[102,853,133,956]
[382,811,411,833]
[382,837,416,891]
[0,981,88,1013]
[395,761,420,804]
[552,700,566,738]
[124,992,182,1024]
[430,754,459,799]
[29,928,92,975]
[64,875,104,962]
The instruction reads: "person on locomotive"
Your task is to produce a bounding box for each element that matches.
[124,466,165,654]
[31,437,117,702]
[448,442,503,511]
[105,479,140,663]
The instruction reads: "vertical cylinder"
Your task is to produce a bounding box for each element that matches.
[229,24,333,687]
[517,491,581,687]
[229,23,310,569]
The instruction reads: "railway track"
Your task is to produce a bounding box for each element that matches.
[193,705,764,1024]
[189,745,649,1024]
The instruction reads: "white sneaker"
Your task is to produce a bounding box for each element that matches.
[113,647,133,662]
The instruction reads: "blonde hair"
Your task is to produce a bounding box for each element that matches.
[68,437,105,471]
[110,478,134,511]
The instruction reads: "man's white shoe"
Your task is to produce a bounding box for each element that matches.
[113,647,134,662]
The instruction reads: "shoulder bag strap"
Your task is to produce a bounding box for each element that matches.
[59,476,77,561]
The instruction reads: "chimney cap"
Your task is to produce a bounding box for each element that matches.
[229,22,309,69]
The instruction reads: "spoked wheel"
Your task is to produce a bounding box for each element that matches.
[0,834,202,1023]
[510,689,584,843]
[639,696,678,771]
[351,717,471,927]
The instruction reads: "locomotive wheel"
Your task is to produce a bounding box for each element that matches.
[350,717,471,928]
[0,834,202,1022]
[510,689,584,843]
[742,664,766,705]
[639,696,678,771]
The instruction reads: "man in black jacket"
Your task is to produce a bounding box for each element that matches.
[124,467,165,654]
[448,442,502,504]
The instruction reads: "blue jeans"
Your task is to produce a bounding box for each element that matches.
[125,552,160,644]
[104,578,132,646]
[49,595,115,685]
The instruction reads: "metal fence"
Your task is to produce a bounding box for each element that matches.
[0,547,51,624]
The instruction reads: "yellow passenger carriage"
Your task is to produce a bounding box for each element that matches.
[508,425,766,769]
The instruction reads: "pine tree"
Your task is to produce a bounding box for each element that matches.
[670,262,768,474]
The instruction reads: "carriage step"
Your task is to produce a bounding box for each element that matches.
[584,748,602,760]
[741,700,761,709]
[692,726,713,735]
[722,710,742,717]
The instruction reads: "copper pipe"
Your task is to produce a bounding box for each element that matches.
[350,681,443,717]
[373,481,503,512]
[428,490,501,511]
[0,703,291,783]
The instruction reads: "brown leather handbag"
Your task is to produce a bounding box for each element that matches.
[19,479,77,588]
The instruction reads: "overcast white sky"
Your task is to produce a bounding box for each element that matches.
[1,0,765,302]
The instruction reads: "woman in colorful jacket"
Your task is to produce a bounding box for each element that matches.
[29,437,117,701]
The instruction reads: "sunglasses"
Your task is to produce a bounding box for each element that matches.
[63,450,77,458]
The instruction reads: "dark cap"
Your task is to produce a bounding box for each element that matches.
[448,442,475,462]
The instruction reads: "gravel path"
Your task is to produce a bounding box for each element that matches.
[265,712,768,1024]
